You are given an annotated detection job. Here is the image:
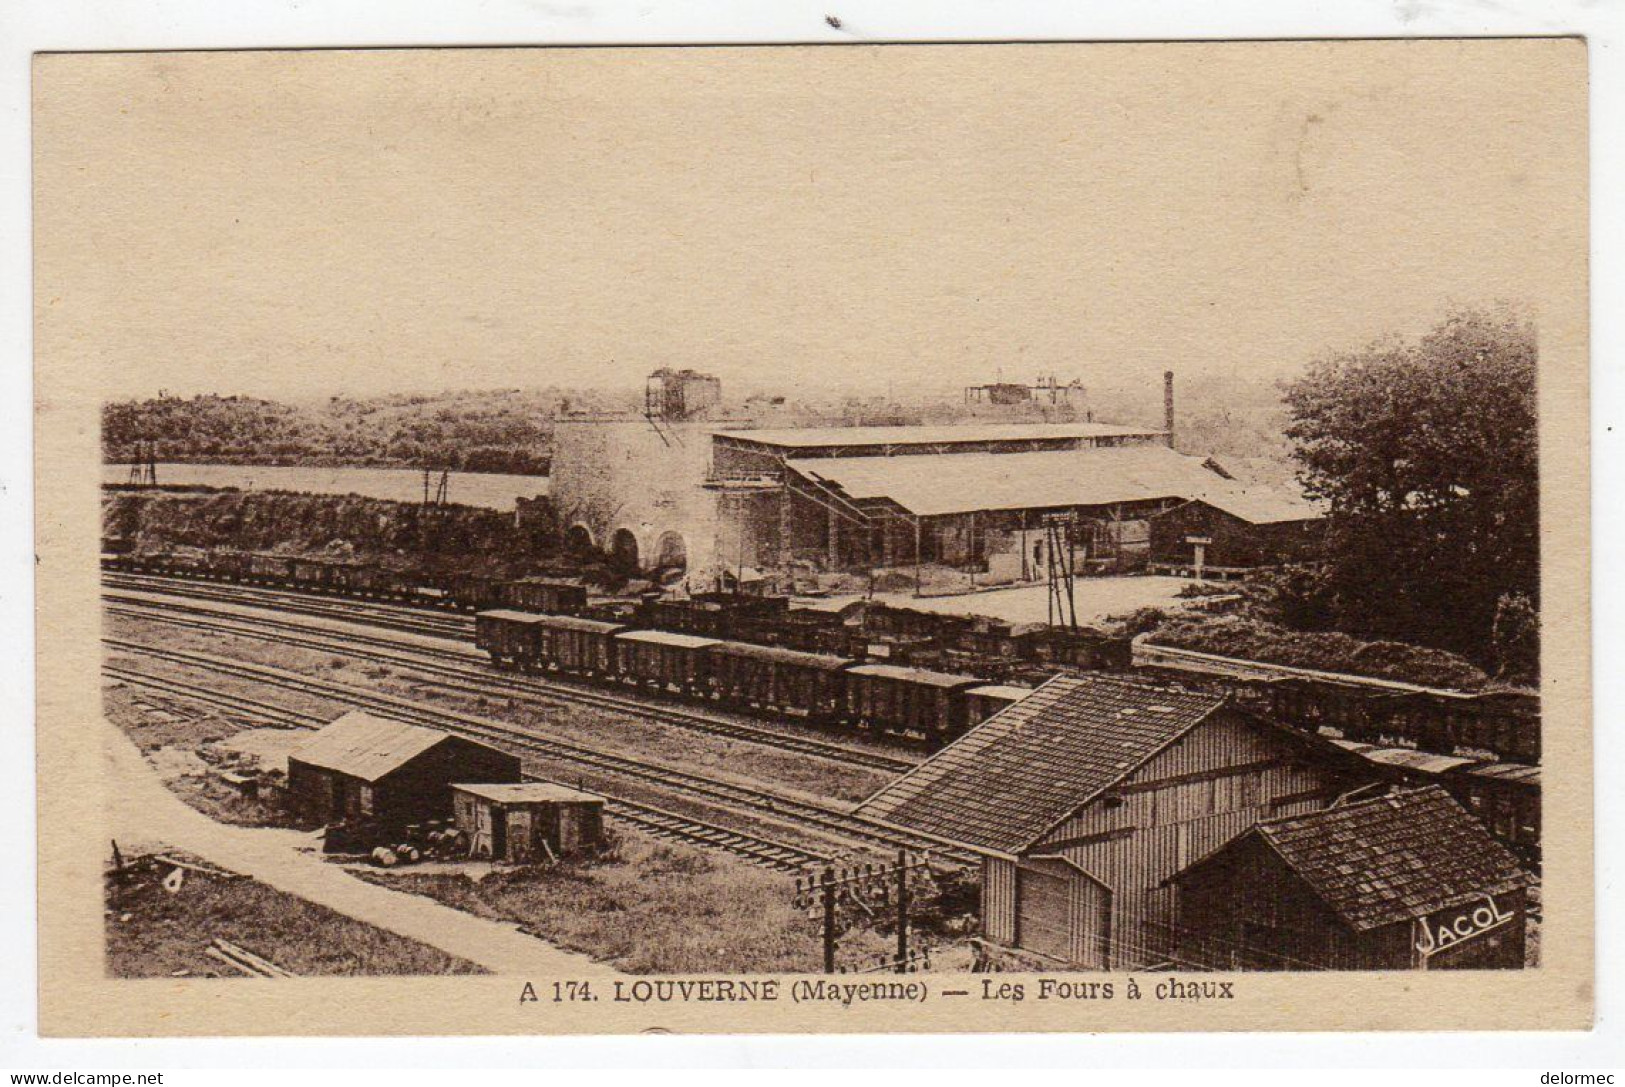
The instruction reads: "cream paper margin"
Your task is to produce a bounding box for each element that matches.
[31,39,1591,1036]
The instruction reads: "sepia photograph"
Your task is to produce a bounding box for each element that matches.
[29,37,1590,1037]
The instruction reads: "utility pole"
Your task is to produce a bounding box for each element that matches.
[127,441,158,487]
[796,852,933,975]
[822,867,837,974]
[895,847,910,974]
[1043,513,1078,630]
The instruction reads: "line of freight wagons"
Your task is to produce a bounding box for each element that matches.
[475,609,1004,747]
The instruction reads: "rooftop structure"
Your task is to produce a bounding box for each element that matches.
[287,710,523,830]
[713,421,1163,460]
[1169,785,1533,970]
[860,673,1231,855]
[1216,785,1532,931]
[783,444,1237,518]
[290,711,449,783]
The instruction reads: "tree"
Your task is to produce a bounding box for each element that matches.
[1281,307,1537,663]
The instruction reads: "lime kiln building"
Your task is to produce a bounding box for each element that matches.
[548,370,1319,585]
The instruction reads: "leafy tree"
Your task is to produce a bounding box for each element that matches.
[1490,591,1540,684]
[1282,307,1537,663]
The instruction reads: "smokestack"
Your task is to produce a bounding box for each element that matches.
[1163,370,1175,449]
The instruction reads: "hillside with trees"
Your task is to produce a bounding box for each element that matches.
[101,389,582,475]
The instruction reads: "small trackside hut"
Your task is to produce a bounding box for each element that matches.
[288,710,522,833]
[857,674,1370,968]
[451,782,606,864]
[1169,786,1533,970]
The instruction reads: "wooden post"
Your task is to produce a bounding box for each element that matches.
[1020,511,1030,581]
[895,849,910,973]
[914,518,923,597]
[822,866,838,974]
[778,485,793,570]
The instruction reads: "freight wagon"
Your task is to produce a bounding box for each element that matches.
[704,641,850,720]
[614,630,720,695]
[534,614,627,677]
[843,663,985,748]
[964,683,1037,727]
[1134,641,1540,767]
[472,609,989,747]
[501,576,589,615]
[1331,739,1541,865]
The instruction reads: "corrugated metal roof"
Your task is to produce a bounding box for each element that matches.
[477,609,551,624]
[846,662,986,688]
[786,445,1244,517]
[1249,786,1532,931]
[1459,761,1541,785]
[533,614,627,634]
[715,422,1163,449]
[966,684,1038,703]
[1174,487,1324,525]
[615,630,721,649]
[290,710,450,783]
[857,674,1227,854]
[706,640,853,671]
[452,782,603,804]
[1359,748,1481,774]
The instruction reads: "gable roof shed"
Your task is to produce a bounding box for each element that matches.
[1184,786,1533,931]
[857,674,1232,856]
[290,711,452,783]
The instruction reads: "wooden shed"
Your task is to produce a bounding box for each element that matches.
[1169,786,1532,970]
[452,782,606,864]
[288,711,522,832]
[858,673,1371,968]
[1147,491,1323,577]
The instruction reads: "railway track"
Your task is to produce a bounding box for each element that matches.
[106,665,831,873]
[105,592,918,774]
[104,572,471,639]
[104,638,975,867]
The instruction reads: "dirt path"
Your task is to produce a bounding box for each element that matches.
[104,719,616,977]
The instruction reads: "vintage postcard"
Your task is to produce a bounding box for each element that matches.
[32,39,1590,1035]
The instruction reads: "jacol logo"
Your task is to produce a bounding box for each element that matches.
[1415,895,1514,958]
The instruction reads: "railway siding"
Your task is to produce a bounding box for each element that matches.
[105,638,972,866]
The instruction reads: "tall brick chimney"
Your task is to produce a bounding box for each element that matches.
[1163,370,1175,449]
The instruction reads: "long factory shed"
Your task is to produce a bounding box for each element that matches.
[711,423,1318,574]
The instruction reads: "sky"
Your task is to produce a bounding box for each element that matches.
[33,41,1585,402]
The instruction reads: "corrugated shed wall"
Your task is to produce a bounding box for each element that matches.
[1027,712,1352,967]
[984,857,1017,944]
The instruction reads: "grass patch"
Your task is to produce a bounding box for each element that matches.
[362,833,918,974]
[159,761,307,829]
[106,862,484,977]
[102,685,246,752]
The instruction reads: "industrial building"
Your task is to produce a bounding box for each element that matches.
[288,710,522,831]
[1170,786,1532,970]
[1146,492,1325,578]
[857,673,1369,968]
[549,369,1320,587]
